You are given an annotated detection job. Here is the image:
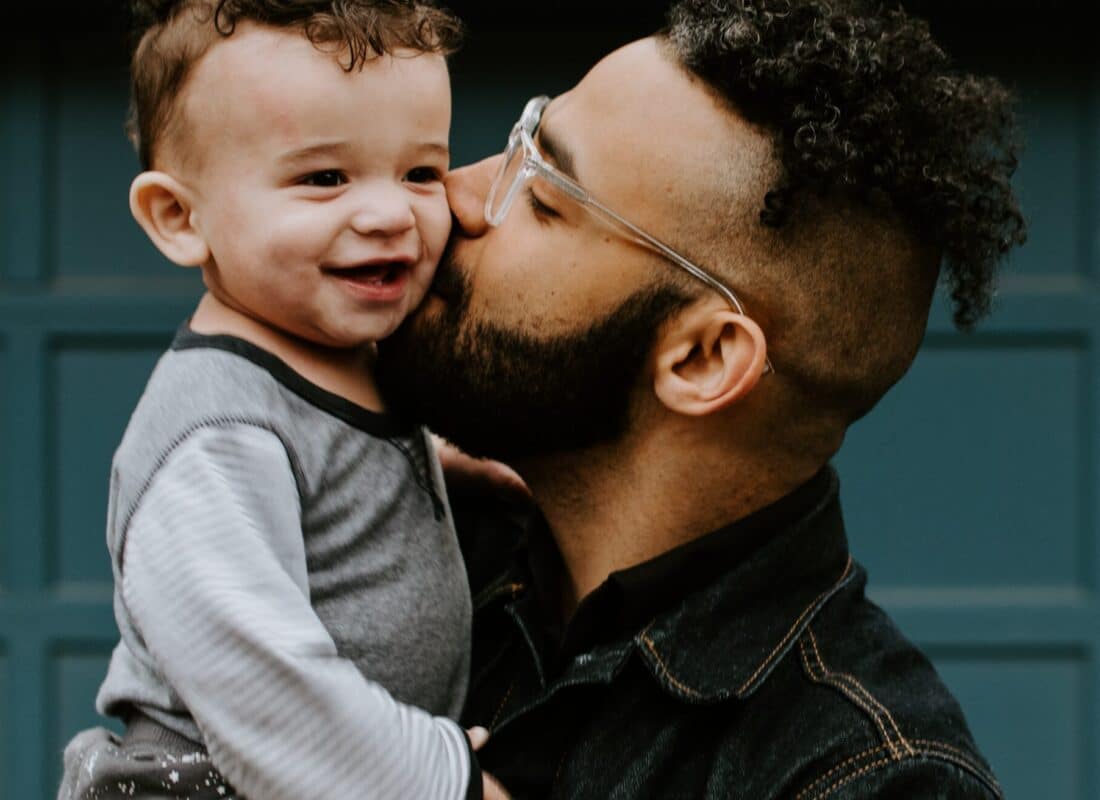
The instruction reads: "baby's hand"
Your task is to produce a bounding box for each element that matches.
[483,772,511,800]
[466,727,511,800]
[466,726,490,751]
[432,435,529,499]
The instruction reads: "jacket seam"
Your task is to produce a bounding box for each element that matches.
[800,626,915,759]
[640,630,703,699]
[473,580,526,612]
[911,740,1002,793]
[796,740,1004,800]
[637,554,855,701]
[806,628,912,756]
[804,755,894,800]
[736,556,854,696]
[793,744,889,799]
[489,675,518,731]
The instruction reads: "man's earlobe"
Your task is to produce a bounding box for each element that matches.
[129,172,210,267]
[653,305,768,416]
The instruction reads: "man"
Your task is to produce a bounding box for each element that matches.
[377,0,1025,797]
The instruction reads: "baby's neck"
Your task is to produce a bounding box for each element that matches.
[190,292,386,413]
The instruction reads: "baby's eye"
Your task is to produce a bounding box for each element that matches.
[405,166,443,184]
[301,170,348,187]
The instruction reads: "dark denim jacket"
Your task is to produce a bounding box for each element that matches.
[457,469,1002,799]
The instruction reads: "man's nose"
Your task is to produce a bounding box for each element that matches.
[349,184,416,238]
[445,155,500,238]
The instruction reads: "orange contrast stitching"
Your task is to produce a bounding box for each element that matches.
[833,672,915,757]
[799,634,900,759]
[641,633,702,699]
[489,675,518,730]
[474,581,526,610]
[738,556,853,695]
[807,756,894,800]
[798,739,1004,800]
[806,628,914,757]
[792,745,889,800]
[912,739,982,765]
[912,740,1002,792]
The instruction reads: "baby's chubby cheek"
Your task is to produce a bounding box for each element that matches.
[424,194,453,260]
[414,197,452,290]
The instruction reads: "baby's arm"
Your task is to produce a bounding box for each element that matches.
[121,423,479,800]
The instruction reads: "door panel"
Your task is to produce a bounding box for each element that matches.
[1,6,1093,798]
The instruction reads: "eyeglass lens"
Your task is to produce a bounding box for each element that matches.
[487,134,530,224]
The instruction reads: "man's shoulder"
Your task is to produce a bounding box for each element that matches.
[789,751,1003,800]
[734,567,1003,799]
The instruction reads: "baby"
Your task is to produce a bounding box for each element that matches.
[57,1,488,798]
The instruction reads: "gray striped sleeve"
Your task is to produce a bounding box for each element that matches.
[121,423,473,799]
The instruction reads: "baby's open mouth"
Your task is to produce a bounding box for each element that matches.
[325,262,410,286]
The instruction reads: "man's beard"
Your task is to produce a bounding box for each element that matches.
[375,248,689,463]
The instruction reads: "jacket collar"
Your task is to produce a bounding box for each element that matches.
[633,471,855,701]
[475,466,855,703]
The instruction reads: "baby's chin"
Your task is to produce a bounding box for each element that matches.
[396,280,435,316]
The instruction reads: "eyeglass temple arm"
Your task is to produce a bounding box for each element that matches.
[551,177,746,313]
[529,135,775,374]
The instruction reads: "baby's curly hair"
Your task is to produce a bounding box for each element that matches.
[667,0,1026,330]
[128,0,463,170]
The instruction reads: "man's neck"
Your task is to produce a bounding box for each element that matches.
[518,424,820,620]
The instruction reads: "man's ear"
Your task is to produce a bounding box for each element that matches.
[129,171,210,267]
[653,300,768,416]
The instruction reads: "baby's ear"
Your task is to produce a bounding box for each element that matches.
[129,171,210,267]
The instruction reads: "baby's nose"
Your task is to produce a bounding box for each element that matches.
[350,187,416,237]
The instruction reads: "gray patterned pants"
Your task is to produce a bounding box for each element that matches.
[57,715,238,800]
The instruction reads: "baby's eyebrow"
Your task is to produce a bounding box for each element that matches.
[416,142,451,157]
[278,140,450,164]
[278,141,351,163]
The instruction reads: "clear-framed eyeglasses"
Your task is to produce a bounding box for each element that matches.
[485,94,773,373]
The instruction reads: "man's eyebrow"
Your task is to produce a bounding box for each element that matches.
[536,123,578,181]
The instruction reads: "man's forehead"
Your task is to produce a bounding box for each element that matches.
[541,37,770,218]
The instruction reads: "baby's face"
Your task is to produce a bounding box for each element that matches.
[178,24,452,347]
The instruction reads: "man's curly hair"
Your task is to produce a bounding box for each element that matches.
[666,0,1026,330]
[128,0,463,169]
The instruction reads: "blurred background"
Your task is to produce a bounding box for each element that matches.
[0,0,1094,796]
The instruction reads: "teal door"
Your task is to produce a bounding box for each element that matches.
[2,4,1094,798]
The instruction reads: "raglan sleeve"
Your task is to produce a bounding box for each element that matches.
[120,422,481,800]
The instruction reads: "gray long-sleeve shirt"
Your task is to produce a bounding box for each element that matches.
[94,326,474,799]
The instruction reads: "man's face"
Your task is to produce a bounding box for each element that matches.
[175,24,452,347]
[377,38,761,460]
